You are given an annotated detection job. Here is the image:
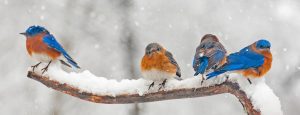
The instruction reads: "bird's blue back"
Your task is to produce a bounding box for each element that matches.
[206,46,264,79]
[43,34,80,69]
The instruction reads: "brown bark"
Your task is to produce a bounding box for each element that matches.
[27,71,260,115]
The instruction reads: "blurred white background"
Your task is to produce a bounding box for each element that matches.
[1,0,300,114]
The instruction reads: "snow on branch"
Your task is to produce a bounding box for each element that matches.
[26,65,282,115]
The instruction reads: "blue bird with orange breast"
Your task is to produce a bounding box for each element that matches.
[193,34,227,83]
[141,43,181,90]
[206,39,273,84]
[20,25,80,73]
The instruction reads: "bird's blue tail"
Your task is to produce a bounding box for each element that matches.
[206,70,227,79]
[194,57,208,76]
[63,53,80,69]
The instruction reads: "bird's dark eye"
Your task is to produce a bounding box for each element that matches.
[157,47,161,51]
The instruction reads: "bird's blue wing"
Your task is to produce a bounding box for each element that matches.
[43,34,80,68]
[206,47,264,79]
[206,49,226,69]
[221,53,263,70]
[165,51,181,77]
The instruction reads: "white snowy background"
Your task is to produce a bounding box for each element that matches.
[0,0,299,115]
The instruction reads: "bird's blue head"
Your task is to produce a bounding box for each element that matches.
[256,39,271,50]
[20,25,49,37]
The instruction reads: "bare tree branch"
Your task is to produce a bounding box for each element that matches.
[27,71,260,115]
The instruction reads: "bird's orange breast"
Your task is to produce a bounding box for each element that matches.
[240,51,272,78]
[26,34,61,59]
[141,50,177,74]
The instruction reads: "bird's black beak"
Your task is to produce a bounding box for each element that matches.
[150,48,157,53]
[20,32,26,36]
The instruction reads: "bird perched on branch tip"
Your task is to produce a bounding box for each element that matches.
[21,25,80,74]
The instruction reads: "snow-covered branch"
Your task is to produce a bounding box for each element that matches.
[25,64,283,115]
[26,65,263,115]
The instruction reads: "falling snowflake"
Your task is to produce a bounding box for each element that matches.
[40,15,45,20]
[283,48,288,52]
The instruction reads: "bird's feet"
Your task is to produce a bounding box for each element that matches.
[158,79,167,91]
[247,78,252,84]
[225,74,229,82]
[148,82,155,90]
[201,75,205,85]
[31,62,41,72]
[41,61,52,74]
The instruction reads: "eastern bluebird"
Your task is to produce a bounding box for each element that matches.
[193,34,227,83]
[141,43,181,90]
[20,25,80,74]
[206,39,272,84]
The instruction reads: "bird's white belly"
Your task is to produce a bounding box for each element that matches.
[142,69,175,81]
[31,53,52,62]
